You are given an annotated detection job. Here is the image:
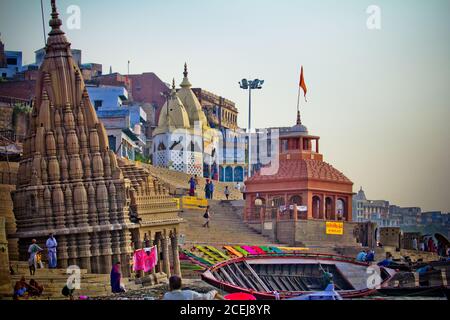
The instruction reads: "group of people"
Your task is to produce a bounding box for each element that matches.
[356,249,375,262]
[188,176,215,199]
[13,277,44,300]
[27,233,58,275]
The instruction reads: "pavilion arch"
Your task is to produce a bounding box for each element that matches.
[325,197,333,220]
[336,198,346,221]
[289,195,303,206]
[271,196,285,208]
[312,195,321,219]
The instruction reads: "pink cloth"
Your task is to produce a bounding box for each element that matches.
[242,246,258,255]
[143,246,158,273]
[134,247,158,272]
[133,249,146,272]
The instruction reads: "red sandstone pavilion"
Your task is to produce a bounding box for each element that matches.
[244,111,354,224]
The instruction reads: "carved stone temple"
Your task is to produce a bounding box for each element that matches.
[12,0,182,277]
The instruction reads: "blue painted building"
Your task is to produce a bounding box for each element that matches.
[86,85,147,160]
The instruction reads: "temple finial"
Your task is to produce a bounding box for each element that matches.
[172,78,176,89]
[49,0,62,31]
[180,63,192,88]
[296,110,302,125]
[184,63,188,78]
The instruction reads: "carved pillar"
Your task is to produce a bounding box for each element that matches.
[67,234,77,267]
[155,234,163,273]
[111,230,121,267]
[332,195,337,221]
[171,232,181,278]
[77,233,92,271]
[321,193,326,220]
[89,232,100,273]
[58,235,69,269]
[307,191,313,220]
[162,235,171,278]
[99,231,113,274]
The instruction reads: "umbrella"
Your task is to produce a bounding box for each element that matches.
[224,293,256,300]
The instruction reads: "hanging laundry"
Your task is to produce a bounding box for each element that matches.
[143,246,158,273]
[133,249,146,272]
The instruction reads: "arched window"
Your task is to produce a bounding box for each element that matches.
[312,196,321,219]
[290,195,302,205]
[337,198,346,221]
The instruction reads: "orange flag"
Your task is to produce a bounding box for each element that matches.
[299,66,307,102]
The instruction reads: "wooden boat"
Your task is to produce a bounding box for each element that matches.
[201,252,396,299]
[377,285,450,298]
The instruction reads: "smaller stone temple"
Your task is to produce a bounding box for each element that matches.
[244,112,358,247]
[152,65,220,178]
[245,111,354,222]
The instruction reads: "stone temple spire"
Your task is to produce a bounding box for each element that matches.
[180,62,192,88]
[13,0,133,275]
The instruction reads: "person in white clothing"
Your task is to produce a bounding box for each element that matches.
[163,276,218,300]
[46,233,58,269]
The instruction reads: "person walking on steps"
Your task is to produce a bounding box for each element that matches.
[204,179,211,199]
[203,206,212,228]
[28,239,43,275]
[224,186,230,200]
[208,180,215,199]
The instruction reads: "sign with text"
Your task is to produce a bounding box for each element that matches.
[326,222,344,235]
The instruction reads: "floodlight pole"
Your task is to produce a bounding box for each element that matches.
[248,85,252,178]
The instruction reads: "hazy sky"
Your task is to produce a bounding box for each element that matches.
[1,0,449,212]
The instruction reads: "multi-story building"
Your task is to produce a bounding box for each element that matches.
[389,206,421,226]
[192,88,239,130]
[86,85,147,160]
[0,37,22,79]
[351,187,391,227]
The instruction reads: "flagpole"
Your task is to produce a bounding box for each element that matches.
[296,86,301,125]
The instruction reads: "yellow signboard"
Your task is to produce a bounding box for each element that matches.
[181,196,208,210]
[326,222,344,235]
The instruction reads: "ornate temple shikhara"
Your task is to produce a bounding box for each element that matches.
[12,0,182,276]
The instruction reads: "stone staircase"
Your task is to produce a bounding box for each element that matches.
[179,200,281,246]
[8,261,143,300]
[142,164,243,200]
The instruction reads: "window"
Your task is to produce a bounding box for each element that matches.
[7,57,17,65]
[94,100,103,110]
[1,73,6,78]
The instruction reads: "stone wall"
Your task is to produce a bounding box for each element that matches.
[271,220,361,247]
[0,105,13,131]
[0,217,12,297]
[380,227,401,248]
[0,162,19,261]
[294,220,360,246]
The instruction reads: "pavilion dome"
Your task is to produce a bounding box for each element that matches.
[247,158,352,184]
[177,63,209,130]
[154,79,190,135]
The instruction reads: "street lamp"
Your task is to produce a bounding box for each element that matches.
[239,78,264,177]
